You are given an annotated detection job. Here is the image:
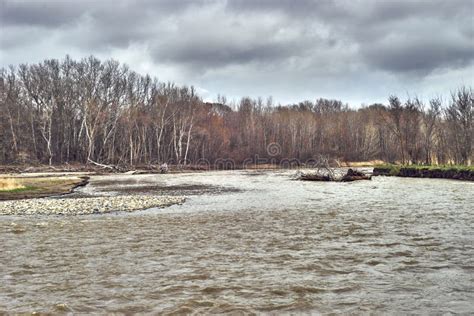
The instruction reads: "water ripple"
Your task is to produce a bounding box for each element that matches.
[1,170,473,313]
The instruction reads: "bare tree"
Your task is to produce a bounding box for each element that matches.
[445,87,473,165]
[422,97,441,164]
[1,55,471,168]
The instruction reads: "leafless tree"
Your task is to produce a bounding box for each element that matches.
[0,56,471,167]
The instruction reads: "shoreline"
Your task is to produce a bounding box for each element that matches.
[0,161,386,175]
[373,165,474,181]
[0,195,185,216]
[0,176,90,201]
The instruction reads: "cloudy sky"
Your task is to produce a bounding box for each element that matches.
[1,0,473,105]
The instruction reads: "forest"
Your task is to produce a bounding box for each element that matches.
[1,56,472,167]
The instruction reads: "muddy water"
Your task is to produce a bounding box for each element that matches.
[1,170,473,314]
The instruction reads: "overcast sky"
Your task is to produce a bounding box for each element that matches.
[1,0,473,105]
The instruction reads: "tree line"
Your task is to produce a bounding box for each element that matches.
[1,56,472,167]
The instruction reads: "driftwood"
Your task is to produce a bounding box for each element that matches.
[299,168,371,182]
[313,155,337,180]
[340,169,371,182]
[299,155,340,181]
[87,159,115,169]
[87,159,126,172]
[159,163,169,174]
[299,174,331,181]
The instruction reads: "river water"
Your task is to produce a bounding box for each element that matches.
[1,170,473,314]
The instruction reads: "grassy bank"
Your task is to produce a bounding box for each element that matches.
[0,176,89,200]
[373,164,474,181]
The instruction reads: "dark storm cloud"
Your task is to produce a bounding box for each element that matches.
[342,0,474,74]
[1,0,473,104]
[155,40,304,67]
[0,0,86,27]
[227,0,470,22]
[226,0,335,16]
[222,0,474,74]
[0,0,201,28]
[361,32,474,74]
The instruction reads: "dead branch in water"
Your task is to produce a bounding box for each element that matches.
[299,155,371,182]
[299,168,371,182]
[314,155,338,180]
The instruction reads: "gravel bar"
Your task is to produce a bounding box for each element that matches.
[0,195,185,215]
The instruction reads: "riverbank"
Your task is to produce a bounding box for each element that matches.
[0,176,89,201]
[0,160,386,175]
[373,165,474,181]
[0,164,202,174]
[0,195,185,215]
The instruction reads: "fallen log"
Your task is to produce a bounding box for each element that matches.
[299,168,371,182]
[340,168,372,182]
[299,173,331,181]
[87,159,115,170]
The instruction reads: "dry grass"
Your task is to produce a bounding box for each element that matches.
[0,178,26,191]
[0,175,88,200]
[340,160,385,167]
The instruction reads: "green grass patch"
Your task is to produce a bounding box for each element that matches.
[374,164,400,175]
[0,185,37,193]
[375,163,474,172]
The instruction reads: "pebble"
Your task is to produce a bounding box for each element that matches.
[0,195,185,216]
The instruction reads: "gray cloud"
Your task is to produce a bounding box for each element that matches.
[1,0,473,104]
[362,33,474,74]
[0,0,88,27]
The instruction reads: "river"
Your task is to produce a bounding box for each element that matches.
[1,170,473,313]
